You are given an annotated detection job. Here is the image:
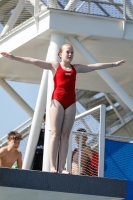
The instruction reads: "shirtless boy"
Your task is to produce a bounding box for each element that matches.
[0,131,22,168]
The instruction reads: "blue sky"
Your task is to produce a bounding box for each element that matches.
[0,81,40,138]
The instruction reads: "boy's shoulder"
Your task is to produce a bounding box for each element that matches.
[15,149,22,156]
[0,146,8,152]
[0,146,8,156]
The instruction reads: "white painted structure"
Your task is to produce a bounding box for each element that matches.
[1,0,133,173]
[43,33,65,172]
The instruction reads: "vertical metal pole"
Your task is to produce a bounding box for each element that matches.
[88,0,90,14]
[47,0,58,8]
[122,0,126,37]
[66,131,72,172]
[22,49,50,169]
[78,135,82,175]
[123,0,126,19]
[98,105,106,177]
[34,0,40,32]
[42,33,65,172]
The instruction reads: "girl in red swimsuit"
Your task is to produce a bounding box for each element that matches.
[1,45,125,174]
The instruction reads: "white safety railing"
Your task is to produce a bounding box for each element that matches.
[106,135,133,143]
[1,102,132,176]
[66,104,106,177]
[0,118,32,147]
[106,111,133,136]
[0,0,133,37]
[0,104,105,176]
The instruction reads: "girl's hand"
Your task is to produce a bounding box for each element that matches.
[0,52,14,59]
[113,60,126,67]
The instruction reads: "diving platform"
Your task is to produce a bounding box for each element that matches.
[0,168,127,200]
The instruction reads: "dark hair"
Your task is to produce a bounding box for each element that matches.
[76,128,87,140]
[77,128,86,132]
[7,131,22,141]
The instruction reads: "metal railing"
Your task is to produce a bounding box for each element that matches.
[0,102,132,174]
[66,104,106,177]
[0,118,32,147]
[0,0,133,38]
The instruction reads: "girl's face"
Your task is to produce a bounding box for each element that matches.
[59,45,74,63]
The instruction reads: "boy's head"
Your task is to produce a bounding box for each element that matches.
[7,131,22,149]
[75,128,88,146]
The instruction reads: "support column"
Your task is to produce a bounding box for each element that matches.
[67,36,133,112]
[43,33,65,172]
[22,48,50,169]
[0,0,25,37]
[0,78,33,117]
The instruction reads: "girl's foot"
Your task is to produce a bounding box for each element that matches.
[60,170,71,174]
[50,167,57,173]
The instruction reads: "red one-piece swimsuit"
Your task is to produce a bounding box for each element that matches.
[52,63,76,109]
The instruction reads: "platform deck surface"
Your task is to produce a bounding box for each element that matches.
[0,168,127,200]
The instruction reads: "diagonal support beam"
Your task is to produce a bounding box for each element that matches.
[0,0,18,17]
[67,36,133,113]
[0,0,25,37]
[94,2,110,17]
[109,0,129,19]
[104,93,133,137]
[0,0,47,37]
[64,0,79,10]
[76,1,85,12]
[57,0,65,9]
[0,78,34,117]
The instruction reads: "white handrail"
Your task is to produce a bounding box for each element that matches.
[0,0,131,40]
[0,118,32,143]
[67,104,105,177]
[75,105,101,121]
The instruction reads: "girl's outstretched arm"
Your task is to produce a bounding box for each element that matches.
[74,60,125,73]
[0,52,56,70]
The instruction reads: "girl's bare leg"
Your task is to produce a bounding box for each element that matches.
[58,103,76,173]
[49,100,64,172]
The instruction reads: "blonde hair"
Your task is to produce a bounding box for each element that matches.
[58,44,73,59]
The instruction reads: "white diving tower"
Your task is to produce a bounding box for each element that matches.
[0,0,132,199]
